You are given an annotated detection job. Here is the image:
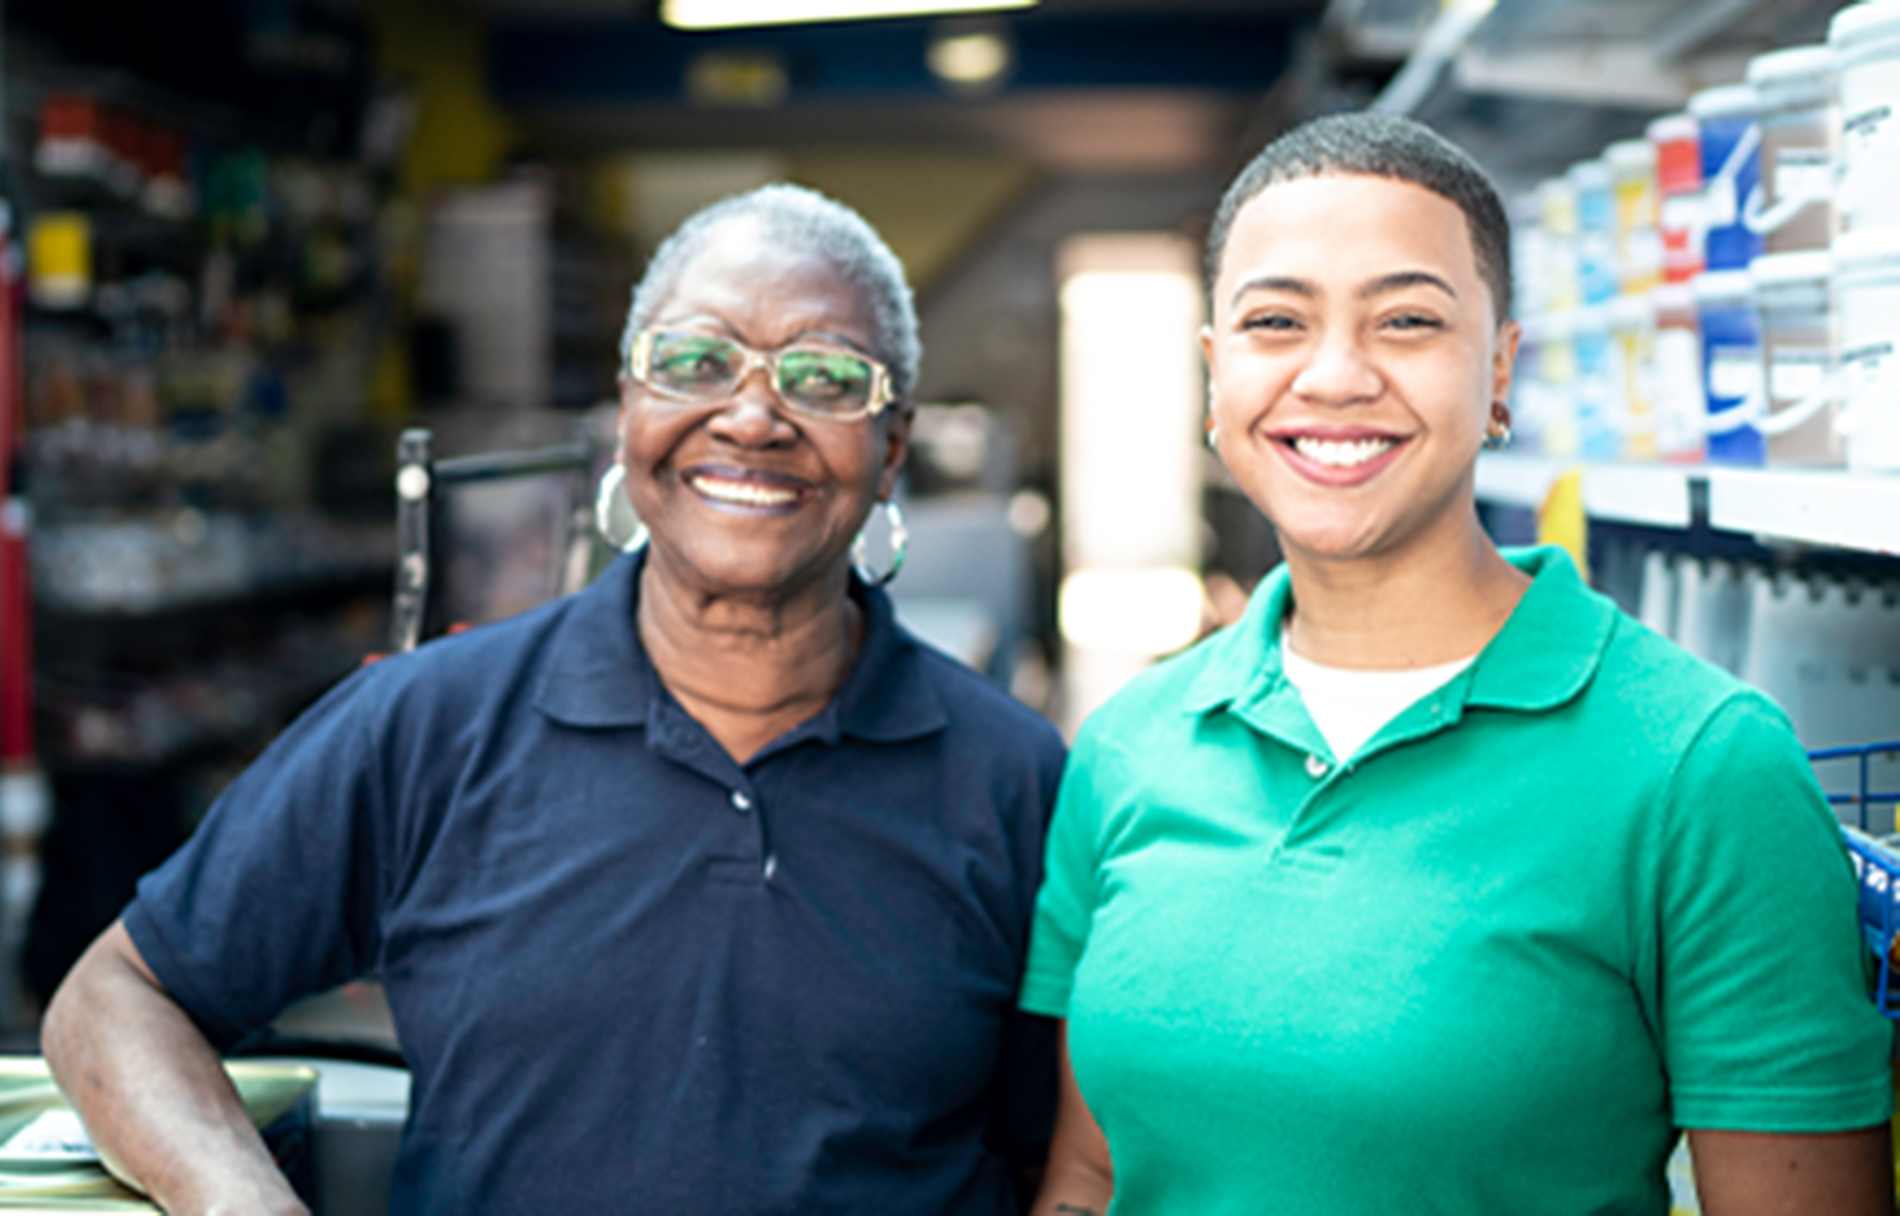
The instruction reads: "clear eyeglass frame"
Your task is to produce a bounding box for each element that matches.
[626,327,895,423]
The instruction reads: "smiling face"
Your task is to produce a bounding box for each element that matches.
[617,216,909,602]
[1202,173,1518,569]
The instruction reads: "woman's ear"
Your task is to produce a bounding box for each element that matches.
[1490,319,1522,410]
[877,403,915,500]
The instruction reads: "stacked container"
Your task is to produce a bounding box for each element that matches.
[1530,178,1582,458]
[1649,114,1710,462]
[1830,3,1900,472]
[1571,160,1623,460]
[1651,113,1705,285]
[1746,45,1839,254]
[1688,84,1766,464]
[1500,8,1900,476]
[1750,250,1839,464]
[1607,141,1662,459]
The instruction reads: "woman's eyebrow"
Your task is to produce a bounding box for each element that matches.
[787,327,874,354]
[1358,270,1457,301]
[1229,274,1316,306]
[653,317,873,354]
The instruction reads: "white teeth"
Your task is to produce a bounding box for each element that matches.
[1292,437,1398,468]
[689,475,799,507]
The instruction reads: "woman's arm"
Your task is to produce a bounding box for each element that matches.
[1688,1126,1894,1216]
[1029,1023,1114,1216]
[41,920,308,1216]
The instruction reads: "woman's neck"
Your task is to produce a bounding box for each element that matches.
[637,557,863,764]
[1281,520,1530,671]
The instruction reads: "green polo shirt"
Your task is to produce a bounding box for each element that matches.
[1022,546,1891,1215]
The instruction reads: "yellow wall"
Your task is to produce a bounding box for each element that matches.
[788,150,1036,295]
[355,0,517,198]
[590,148,1037,298]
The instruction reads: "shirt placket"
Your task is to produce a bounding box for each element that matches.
[646,698,772,884]
[1234,675,1471,864]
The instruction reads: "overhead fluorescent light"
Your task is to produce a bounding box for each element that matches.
[662,0,1037,31]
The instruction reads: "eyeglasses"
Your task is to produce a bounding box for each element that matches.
[627,328,895,422]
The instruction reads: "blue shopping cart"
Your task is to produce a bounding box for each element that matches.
[1826,741,1900,1018]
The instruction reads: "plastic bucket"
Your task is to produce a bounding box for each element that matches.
[1651,283,1708,462]
[1610,291,1657,460]
[1572,304,1620,460]
[1831,2,1900,232]
[1650,112,1704,282]
[1570,159,1620,305]
[1692,268,1765,465]
[1745,45,1838,254]
[1608,139,1662,293]
[1690,85,1764,272]
[1750,250,1840,465]
[1832,226,1900,471]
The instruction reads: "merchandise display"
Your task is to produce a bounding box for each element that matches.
[1508,7,1900,476]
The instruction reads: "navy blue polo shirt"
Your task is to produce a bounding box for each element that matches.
[124,552,1064,1215]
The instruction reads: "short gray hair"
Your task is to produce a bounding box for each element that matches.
[619,183,922,400]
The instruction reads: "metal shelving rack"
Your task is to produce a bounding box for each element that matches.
[1475,455,1900,556]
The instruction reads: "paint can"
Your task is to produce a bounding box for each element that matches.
[1650,112,1704,283]
[1690,84,1764,272]
[1745,45,1838,254]
[1832,225,1900,471]
[1692,269,1765,465]
[1831,2,1900,233]
[1750,250,1840,465]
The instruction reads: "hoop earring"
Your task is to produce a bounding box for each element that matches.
[1204,415,1220,450]
[1483,402,1513,452]
[851,499,909,588]
[594,462,649,553]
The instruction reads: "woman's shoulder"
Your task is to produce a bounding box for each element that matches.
[1584,609,1803,768]
[349,590,588,722]
[1598,609,1771,714]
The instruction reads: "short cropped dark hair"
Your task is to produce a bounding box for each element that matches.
[1206,112,1514,322]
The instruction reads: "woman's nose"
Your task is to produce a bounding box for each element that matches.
[706,368,796,445]
[1290,332,1382,405]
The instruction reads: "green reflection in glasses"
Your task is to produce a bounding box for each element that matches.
[630,328,895,421]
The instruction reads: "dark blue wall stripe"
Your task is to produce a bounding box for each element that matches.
[488,13,1295,105]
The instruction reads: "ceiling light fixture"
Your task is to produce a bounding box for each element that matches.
[927,24,1013,91]
[662,0,1037,32]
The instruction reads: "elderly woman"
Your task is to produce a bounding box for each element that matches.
[1025,115,1893,1216]
[44,184,1064,1214]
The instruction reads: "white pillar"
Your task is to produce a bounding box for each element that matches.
[1057,234,1204,733]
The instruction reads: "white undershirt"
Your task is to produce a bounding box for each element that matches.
[1279,628,1476,762]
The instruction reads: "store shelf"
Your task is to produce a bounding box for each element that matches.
[1706,469,1900,557]
[1473,453,1565,510]
[1474,454,1694,528]
[34,563,390,624]
[1476,454,1900,556]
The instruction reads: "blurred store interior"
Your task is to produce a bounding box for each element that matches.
[0,0,1896,1053]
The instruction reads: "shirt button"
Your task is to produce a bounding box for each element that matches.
[730,791,752,812]
[1305,754,1329,779]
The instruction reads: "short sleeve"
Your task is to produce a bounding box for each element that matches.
[1655,692,1895,1133]
[1019,726,1111,1018]
[122,665,390,1049]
